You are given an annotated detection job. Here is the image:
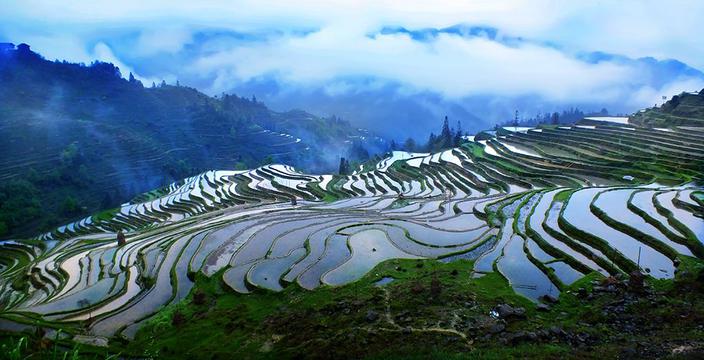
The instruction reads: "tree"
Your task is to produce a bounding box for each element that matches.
[61,195,80,215]
[26,168,40,184]
[403,137,417,152]
[452,120,463,146]
[348,140,370,161]
[338,157,350,175]
[0,179,41,234]
[76,164,90,185]
[389,140,398,151]
[426,132,437,152]
[551,112,559,125]
[60,142,79,166]
[439,116,453,148]
[261,155,274,165]
[128,72,136,83]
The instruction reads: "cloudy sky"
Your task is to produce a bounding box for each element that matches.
[2,0,703,138]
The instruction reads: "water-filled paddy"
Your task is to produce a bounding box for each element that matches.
[2,124,702,339]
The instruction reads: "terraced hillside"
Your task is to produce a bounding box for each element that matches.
[0,117,703,344]
[0,43,385,238]
[630,89,704,127]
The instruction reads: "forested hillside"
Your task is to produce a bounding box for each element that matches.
[0,43,385,238]
[630,89,704,127]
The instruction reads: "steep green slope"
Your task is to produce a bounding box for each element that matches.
[0,44,384,238]
[630,89,704,127]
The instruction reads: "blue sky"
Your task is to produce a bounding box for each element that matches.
[2,0,703,137]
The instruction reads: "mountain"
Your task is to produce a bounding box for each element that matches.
[0,43,386,238]
[216,33,704,141]
[0,115,702,357]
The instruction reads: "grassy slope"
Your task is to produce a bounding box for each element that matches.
[630,91,704,127]
[6,256,703,359]
[125,259,549,359]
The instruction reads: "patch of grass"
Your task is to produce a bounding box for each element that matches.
[0,333,118,360]
[8,256,704,359]
[122,259,535,359]
[389,198,411,209]
[322,193,339,203]
[462,142,485,158]
[92,207,119,223]
[552,189,573,202]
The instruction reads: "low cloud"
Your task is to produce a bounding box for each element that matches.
[1,0,703,131]
[190,27,696,107]
[134,27,192,56]
[92,42,161,85]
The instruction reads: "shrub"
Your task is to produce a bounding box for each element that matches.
[430,275,442,300]
[172,310,186,327]
[61,196,80,215]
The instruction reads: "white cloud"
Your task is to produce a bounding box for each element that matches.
[134,27,192,56]
[92,42,161,84]
[1,0,702,113]
[4,0,702,67]
[4,34,93,63]
[627,77,704,109]
[190,27,639,102]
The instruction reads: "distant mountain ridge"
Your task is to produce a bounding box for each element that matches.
[0,43,386,237]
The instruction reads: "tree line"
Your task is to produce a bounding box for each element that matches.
[338,116,466,175]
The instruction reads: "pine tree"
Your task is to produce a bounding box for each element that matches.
[453,130,463,146]
[427,133,437,152]
[453,120,463,146]
[403,137,416,152]
[338,157,349,175]
[551,112,559,125]
[440,116,452,148]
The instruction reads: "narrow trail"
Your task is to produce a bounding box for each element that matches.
[368,287,474,348]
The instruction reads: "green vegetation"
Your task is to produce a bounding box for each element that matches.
[0,333,118,360]
[631,90,704,127]
[2,45,704,360]
[2,259,539,358]
[0,44,385,238]
[4,256,704,359]
[0,179,42,237]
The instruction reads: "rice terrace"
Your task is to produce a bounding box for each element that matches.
[1,2,704,359]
